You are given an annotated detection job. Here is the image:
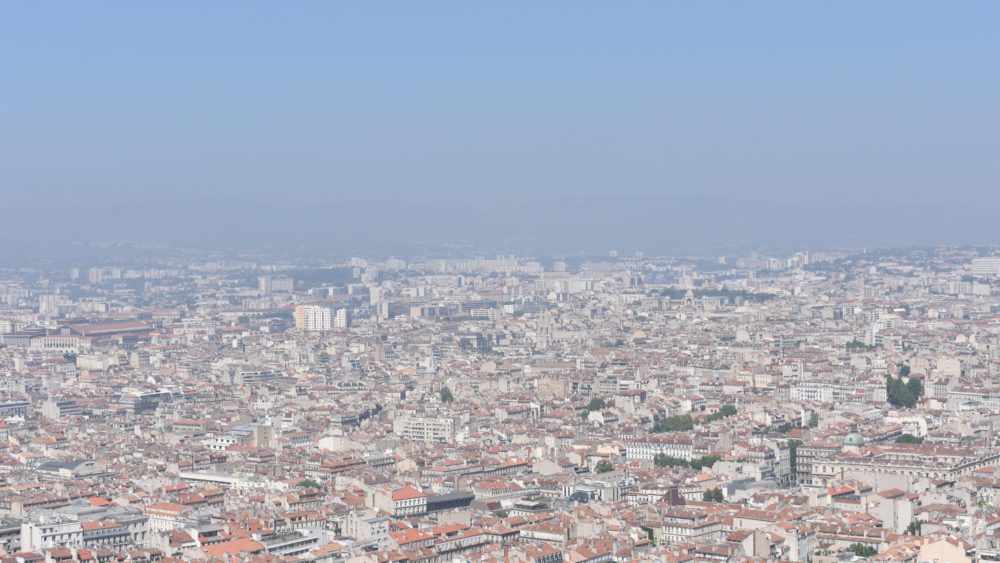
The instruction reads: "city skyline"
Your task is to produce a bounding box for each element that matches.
[1,245,1000,561]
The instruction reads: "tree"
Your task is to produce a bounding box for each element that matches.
[898,364,911,377]
[587,398,607,411]
[493,510,509,518]
[807,411,819,429]
[440,386,454,403]
[847,543,877,557]
[702,487,724,502]
[896,433,923,444]
[906,520,922,535]
[654,453,687,468]
[654,454,718,469]
[297,478,321,489]
[906,377,923,400]
[886,375,914,408]
[706,404,737,422]
[690,455,720,470]
[788,439,802,476]
[652,415,694,433]
[595,460,614,473]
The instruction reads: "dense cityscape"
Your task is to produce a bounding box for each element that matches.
[1,246,999,562]
[6,2,1000,561]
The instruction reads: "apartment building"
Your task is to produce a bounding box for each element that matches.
[392,414,457,444]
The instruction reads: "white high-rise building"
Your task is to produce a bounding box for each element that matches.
[294,305,332,331]
[970,257,1000,276]
[334,308,350,329]
[259,275,295,294]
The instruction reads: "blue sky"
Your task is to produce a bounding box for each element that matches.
[1,2,998,251]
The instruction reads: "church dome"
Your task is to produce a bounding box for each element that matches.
[843,432,866,447]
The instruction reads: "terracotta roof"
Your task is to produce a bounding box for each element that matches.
[202,538,265,557]
[391,485,426,501]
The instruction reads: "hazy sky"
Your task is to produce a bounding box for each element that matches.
[2,2,998,252]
